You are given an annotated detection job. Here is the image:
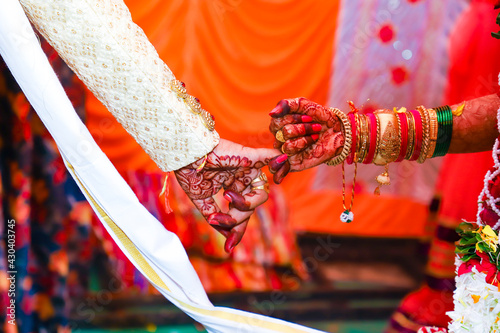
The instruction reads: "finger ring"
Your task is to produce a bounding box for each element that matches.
[281,145,287,154]
[251,172,268,184]
[275,130,285,143]
[251,183,270,194]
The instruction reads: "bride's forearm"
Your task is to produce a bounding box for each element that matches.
[448,93,500,154]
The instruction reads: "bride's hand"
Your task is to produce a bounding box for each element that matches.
[174,139,279,252]
[268,98,345,184]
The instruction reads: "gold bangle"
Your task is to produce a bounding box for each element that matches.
[356,114,363,162]
[361,113,370,163]
[405,111,416,160]
[426,108,438,159]
[417,106,431,163]
[326,108,352,166]
[357,114,368,163]
[373,110,399,165]
[375,112,380,159]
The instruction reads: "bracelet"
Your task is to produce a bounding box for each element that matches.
[409,110,423,161]
[396,111,408,162]
[417,106,431,164]
[346,112,357,165]
[363,113,378,164]
[405,111,416,160]
[357,114,369,163]
[355,113,362,161]
[326,108,352,166]
[433,105,453,157]
[373,111,400,165]
[426,108,438,159]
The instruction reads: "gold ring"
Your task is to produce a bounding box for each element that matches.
[251,172,268,184]
[275,130,285,143]
[251,183,270,194]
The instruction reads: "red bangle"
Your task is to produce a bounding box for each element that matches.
[346,113,357,164]
[396,112,408,162]
[363,113,378,164]
[410,110,423,161]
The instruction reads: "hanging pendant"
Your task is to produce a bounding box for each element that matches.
[340,210,354,223]
[374,165,391,196]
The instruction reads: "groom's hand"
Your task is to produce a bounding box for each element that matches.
[268,98,345,184]
[174,139,279,252]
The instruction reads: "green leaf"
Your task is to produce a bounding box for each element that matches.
[457,222,475,234]
[459,237,478,246]
[462,253,480,262]
[455,246,476,254]
[477,242,489,253]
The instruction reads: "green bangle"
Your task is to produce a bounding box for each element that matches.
[432,105,453,157]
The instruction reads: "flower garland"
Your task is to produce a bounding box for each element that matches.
[446,73,500,332]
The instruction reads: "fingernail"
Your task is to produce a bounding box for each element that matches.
[302,115,313,122]
[269,105,282,116]
[208,213,237,228]
[224,193,233,203]
[269,100,290,117]
[312,124,322,131]
[208,219,221,227]
[275,154,288,164]
[311,134,319,141]
[225,233,239,253]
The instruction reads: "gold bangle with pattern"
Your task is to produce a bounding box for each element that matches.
[326,108,352,166]
[417,105,431,164]
[373,110,400,165]
[405,111,416,160]
[357,114,369,163]
[426,108,438,159]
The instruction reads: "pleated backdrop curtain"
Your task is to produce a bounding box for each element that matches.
[86,0,466,237]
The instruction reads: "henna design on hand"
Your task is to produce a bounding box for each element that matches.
[174,139,279,252]
[448,93,500,153]
[268,98,345,183]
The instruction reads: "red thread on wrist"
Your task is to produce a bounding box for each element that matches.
[396,112,408,162]
[363,113,378,164]
[346,113,357,164]
[410,110,423,161]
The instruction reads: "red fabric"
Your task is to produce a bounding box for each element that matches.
[387,2,500,332]
[397,285,454,328]
[397,112,409,162]
[410,110,423,161]
[436,0,500,225]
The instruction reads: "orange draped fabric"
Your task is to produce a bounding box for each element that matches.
[86,0,340,172]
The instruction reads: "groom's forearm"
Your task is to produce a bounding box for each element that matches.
[19,0,219,172]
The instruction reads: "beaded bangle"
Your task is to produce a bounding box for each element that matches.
[426,108,439,159]
[409,110,423,161]
[363,113,378,164]
[405,111,416,160]
[346,113,357,165]
[417,106,431,164]
[433,105,453,157]
[396,112,408,162]
[326,108,352,166]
